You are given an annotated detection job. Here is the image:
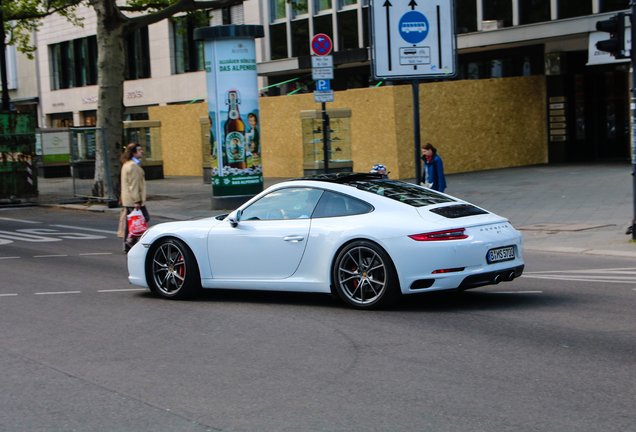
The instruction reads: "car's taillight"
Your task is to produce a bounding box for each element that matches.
[432,267,465,274]
[408,229,468,241]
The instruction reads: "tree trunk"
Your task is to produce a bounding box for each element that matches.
[91,0,127,199]
[1,7,11,111]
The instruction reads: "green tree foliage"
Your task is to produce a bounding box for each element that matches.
[2,0,84,59]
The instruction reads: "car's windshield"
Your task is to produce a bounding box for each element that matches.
[348,180,455,207]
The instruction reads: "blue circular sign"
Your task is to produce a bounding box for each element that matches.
[399,11,429,44]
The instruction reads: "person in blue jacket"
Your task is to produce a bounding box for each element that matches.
[421,143,447,193]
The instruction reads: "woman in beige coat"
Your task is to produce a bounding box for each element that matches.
[118,142,149,252]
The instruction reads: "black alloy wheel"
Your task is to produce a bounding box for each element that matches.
[147,238,200,299]
[332,240,400,309]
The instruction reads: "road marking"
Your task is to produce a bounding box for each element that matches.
[79,252,113,256]
[35,291,81,295]
[52,225,118,235]
[0,293,18,297]
[98,288,146,293]
[523,267,636,285]
[490,291,543,294]
[0,217,41,224]
[33,255,68,258]
[0,230,61,242]
[0,256,20,260]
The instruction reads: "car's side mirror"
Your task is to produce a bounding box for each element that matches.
[228,209,242,228]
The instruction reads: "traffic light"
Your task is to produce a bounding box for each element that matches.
[596,12,627,59]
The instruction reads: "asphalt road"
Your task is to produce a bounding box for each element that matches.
[1,207,635,432]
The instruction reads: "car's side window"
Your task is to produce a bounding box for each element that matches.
[241,187,324,221]
[312,191,373,218]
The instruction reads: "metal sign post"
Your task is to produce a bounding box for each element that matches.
[311,34,334,174]
[631,2,636,239]
[371,0,456,182]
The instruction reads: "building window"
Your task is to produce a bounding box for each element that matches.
[482,0,512,28]
[601,0,629,12]
[50,36,97,90]
[362,6,369,47]
[291,19,310,57]
[173,14,205,74]
[271,0,287,20]
[125,26,151,80]
[292,0,309,15]
[519,0,550,25]
[337,10,358,51]
[558,0,592,19]
[458,45,544,80]
[313,14,334,38]
[456,0,477,33]
[270,23,288,59]
[315,0,332,11]
[339,0,356,7]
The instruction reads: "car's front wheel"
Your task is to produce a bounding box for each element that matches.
[147,238,200,299]
[332,240,400,309]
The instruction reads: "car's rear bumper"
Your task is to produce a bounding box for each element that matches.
[457,264,525,290]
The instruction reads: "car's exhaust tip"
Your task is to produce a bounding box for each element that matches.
[493,274,502,284]
[506,271,516,282]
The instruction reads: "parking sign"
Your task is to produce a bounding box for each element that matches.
[316,79,331,91]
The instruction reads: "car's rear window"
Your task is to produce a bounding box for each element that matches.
[348,180,455,207]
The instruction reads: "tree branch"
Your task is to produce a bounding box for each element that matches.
[126,0,244,30]
[3,0,84,21]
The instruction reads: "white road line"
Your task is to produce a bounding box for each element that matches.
[490,291,543,294]
[98,288,147,293]
[35,291,81,295]
[0,293,18,297]
[51,225,118,235]
[524,267,636,274]
[0,257,20,260]
[523,275,636,284]
[0,217,41,224]
[33,255,68,258]
[79,252,113,256]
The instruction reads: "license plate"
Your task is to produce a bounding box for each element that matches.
[487,246,515,264]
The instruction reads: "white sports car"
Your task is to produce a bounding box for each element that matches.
[127,173,524,309]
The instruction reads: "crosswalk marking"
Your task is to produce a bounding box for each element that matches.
[523,267,636,285]
[0,217,41,224]
[52,225,118,235]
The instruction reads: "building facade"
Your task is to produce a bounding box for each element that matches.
[256,0,632,162]
[34,2,263,129]
[4,0,631,170]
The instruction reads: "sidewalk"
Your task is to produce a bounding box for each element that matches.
[47,162,636,258]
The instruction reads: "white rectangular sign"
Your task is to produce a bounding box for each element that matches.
[312,55,333,68]
[312,67,334,80]
[314,90,334,103]
[370,0,456,79]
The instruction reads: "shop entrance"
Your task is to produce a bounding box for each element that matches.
[552,51,630,162]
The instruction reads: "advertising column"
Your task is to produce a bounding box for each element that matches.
[194,25,264,202]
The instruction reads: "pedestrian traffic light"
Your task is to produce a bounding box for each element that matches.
[596,12,627,59]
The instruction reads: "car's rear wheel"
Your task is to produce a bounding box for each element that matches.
[147,238,200,299]
[332,240,400,309]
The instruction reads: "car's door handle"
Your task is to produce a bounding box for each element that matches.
[283,235,305,242]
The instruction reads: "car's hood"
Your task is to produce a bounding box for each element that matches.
[141,217,223,244]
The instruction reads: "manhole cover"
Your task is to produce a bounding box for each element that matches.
[518,223,615,232]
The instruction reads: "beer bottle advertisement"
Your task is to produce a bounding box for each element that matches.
[203,34,263,197]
